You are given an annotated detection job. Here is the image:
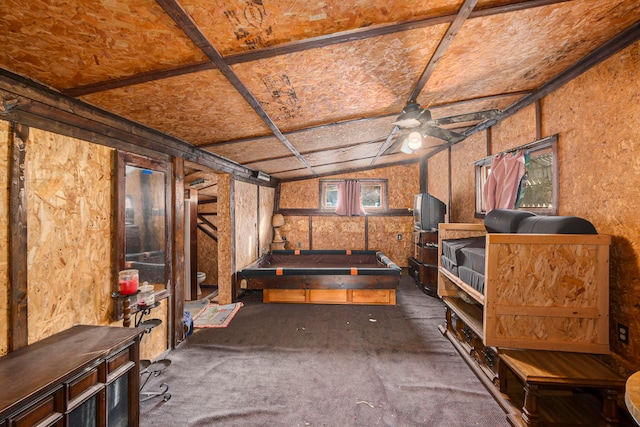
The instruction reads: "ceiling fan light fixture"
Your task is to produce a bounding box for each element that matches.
[400,138,414,154]
[407,131,423,150]
[392,101,423,128]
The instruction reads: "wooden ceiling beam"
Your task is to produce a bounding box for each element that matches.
[63,0,569,97]
[155,0,316,176]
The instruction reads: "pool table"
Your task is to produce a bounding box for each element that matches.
[238,250,401,305]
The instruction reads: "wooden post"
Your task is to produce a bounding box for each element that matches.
[9,122,28,351]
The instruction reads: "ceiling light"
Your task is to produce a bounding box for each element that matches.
[400,138,414,154]
[257,171,271,181]
[407,131,423,150]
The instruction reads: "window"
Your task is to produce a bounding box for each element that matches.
[475,135,557,217]
[320,179,388,211]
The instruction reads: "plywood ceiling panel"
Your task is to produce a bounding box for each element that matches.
[420,0,640,106]
[80,69,271,144]
[231,25,448,131]
[286,117,394,152]
[181,0,464,55]
[203,137,291,164]
[0,0,207,89]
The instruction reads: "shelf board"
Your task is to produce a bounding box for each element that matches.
[439,266,484,304]
[443,296,484,338]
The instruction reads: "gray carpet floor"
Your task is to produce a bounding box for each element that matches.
[140,275,509,426]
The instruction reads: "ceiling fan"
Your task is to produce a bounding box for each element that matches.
[385,100,500,154]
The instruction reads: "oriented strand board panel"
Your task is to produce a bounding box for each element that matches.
[490,103,537,154]
[259,185,275,256]
[204,136,294,165]
[278,216,310,250]
[427,149,449,220]
[450,131,487,223]
[231,24,448,131]
[0,120,9,356]
[542,40,640,373]
[26,128,114,344]
[234,180,258,270]
[421,0,640,106]
[280,178,320,209]
[81,69,271,145]
[181,0,464,55]
[488,240,608,351]
[367,216,414,267]
[0,0,207,89]
[313,216,365,250]
[216,174,233,304]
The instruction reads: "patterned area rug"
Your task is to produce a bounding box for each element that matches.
[184,298,209,319]
[193,302,244,328]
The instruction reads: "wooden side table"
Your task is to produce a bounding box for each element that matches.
[499,349,626,427]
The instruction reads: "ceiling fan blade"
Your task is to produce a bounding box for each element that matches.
[422,126,466,144]
[430,109,500,126]
[383,133,407,155]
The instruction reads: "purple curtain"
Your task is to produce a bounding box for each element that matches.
[483,151,526,213]
[335,180,366,216]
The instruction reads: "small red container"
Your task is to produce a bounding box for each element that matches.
[118,269,139,295]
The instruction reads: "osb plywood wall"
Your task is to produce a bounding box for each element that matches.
[450,132,486,224]
[197,201,218,286]
[279,178,318,209]
[0,120,9,356]
[313,217,366,250]
[279,216,310,250]
[235,180,258,270]
[278,164,418,262]
[216,174,232,304]
[427,149,449,221]
[541,40,640,375]
[25,128,114,344]
[368,216,415,265]
[259,186,275,256]
[444,41,640,375]
[491,103,538,154]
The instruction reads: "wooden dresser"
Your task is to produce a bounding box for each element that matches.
[0,325,144,427]
[409,229,438,296]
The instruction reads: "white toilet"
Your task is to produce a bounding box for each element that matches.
[196,272,206,296]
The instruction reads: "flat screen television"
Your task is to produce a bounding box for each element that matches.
[413,193,446,231]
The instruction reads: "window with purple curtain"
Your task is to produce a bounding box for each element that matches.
[335,180,366,216]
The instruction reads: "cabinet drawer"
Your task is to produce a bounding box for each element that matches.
[417,246,437,265]
[68,367,100,403]
[419,264,437,284]
[108,347,132,374]
[12,388,63,427]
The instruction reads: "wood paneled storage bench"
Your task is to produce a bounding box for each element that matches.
[437,210,611,384]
